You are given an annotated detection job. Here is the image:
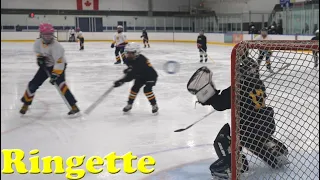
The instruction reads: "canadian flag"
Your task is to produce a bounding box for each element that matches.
[77,0,99,10]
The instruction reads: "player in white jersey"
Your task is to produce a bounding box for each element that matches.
[111,25,128,64]
[76,27,84,50]
[255,28,273,71]
[20,23,80,115]
[69,27,76,42]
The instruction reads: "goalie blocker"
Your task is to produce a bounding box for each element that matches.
[187,53,289,178]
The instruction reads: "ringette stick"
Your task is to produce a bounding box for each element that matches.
[84,86,114,115]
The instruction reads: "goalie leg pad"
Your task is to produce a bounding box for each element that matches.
[214,123,231,159]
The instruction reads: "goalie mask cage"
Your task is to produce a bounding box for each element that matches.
[230,40,319,180]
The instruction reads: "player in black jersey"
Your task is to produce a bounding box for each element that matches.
[141,29,150,48]
[197,30,207,63]
[311,30,319,67]
[187,48,289,178]
[113,42,158,114]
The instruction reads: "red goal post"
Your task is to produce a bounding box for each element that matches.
[230,40,319,179]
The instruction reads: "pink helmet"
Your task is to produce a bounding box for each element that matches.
[76,27,81,32]
[39,23,55,44]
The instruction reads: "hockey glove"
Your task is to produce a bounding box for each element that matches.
[111,43,115,48]
[197,43,202,49]
[37,56,46,67]
[123,67,133,74]
[114,80,124,87]
[197,90,220,106]
[49,73,59,85]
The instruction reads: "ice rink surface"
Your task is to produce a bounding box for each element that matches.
[1,42,319,180]
[1,42,230,180]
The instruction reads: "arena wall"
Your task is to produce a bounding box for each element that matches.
[1,0,201,11]
[205,0,280,14]
[1,32,314,45]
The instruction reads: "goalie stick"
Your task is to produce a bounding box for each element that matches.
[174,110,216,132]
[174,62,292,133]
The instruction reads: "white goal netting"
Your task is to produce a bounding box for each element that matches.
[231,40,319,180]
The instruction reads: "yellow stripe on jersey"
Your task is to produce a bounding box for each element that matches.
[146,60,152,67]
[52,69,63,75]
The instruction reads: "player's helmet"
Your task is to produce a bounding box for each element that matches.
[117,25,123,33]
[316,29,319,34]
[261,28,268,37]
[39,23,55,44]
[124,42,141,59]
[199,29,204,35]
[76,27,81,32]
[240,57,259,78]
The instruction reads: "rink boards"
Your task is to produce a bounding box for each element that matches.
[1,31,315,46]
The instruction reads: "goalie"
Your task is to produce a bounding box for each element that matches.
[187,49,289,178]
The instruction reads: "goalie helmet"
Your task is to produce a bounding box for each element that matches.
[39,23,55,44]
[187,66,216,104]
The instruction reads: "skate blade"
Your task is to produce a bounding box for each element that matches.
[67,112,82,119]
[123,111,131,115]
[152,111,159,115]
[212,172,230,179]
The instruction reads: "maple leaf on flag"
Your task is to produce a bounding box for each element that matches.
[84,0,91,6]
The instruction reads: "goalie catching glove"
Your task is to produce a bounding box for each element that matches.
[187,66,218,105]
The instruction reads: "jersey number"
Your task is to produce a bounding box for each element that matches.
[249,89,266,109]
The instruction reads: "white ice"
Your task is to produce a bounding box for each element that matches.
[1,42,319,180]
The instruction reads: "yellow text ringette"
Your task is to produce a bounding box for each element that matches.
[2,149,156,180]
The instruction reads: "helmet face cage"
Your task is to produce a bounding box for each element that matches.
[39,23,55,44]
[117,25,123,33]
[124,43,140,59]
[240,58,259,78]
[41,33,54,44]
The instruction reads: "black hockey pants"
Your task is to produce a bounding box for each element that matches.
[21,66,77,106]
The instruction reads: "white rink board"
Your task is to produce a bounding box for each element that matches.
[1,31,315,44]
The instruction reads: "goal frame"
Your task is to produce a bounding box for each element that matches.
[230,40,319,180]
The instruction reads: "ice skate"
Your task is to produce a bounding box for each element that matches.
[267,64,274,73]
[68,105,80,115]
[152,104,158,114]
[114,61,121,64]
[123,104,133,112]
[210,154,248,179]
[19,104,29,115]
[210,158,231,179]
[265,141,291,168]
